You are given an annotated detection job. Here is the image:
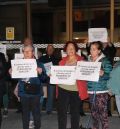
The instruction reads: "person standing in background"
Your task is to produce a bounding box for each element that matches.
[0,52,7,128]
[39,44,59,114]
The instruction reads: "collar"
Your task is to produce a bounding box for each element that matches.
[88,53,105,62]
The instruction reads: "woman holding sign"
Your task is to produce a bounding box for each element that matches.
[10,45,47,129]
[88,41,112,129]
[57,41,88,129]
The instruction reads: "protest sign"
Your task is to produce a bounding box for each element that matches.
[0,45,6,55]
[44,62,53,76]
[50,66,76,85]
[88,28,108,42]
[11,59,37,78]
[76,61,101,82]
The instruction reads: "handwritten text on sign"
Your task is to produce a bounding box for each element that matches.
[76,61,101,82]
[88,28,108,42]
[50,66,76,85]
[11,59,37,78]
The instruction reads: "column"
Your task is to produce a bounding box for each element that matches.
[110,0,114,42]
[66,0,73,41]
[26,0,32,38]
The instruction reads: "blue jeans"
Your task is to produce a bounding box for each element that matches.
[46,84,55,112]
[21,96,41,129]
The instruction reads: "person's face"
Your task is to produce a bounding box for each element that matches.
[23,47,34,59]
[24,38,32,45]
[66,43,76,56]
[90,44,101,58]
[47,45,54,56]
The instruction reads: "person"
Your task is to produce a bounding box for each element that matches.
[10,45,47,129]
[87,41,112,129]
[107,60,120,116]
[0,52,7,128]
[39,44,59,114]
[57,41,88,129]
[86,38,116,116]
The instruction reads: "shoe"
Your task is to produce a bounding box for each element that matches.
[3,110,8,118]
[29,120,34,129]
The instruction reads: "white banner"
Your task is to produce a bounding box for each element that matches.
[11,59,37,78]
[76,61,101,82]
[44,62,53,76]
[50,66,76,85]
[88,28,108,42]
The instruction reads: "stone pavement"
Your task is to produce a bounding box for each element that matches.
[1,110,120,129]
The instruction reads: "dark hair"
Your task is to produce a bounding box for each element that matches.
[89,41,103,51]
[63,41,78,52]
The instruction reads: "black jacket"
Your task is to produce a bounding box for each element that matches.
[0,52,7,96]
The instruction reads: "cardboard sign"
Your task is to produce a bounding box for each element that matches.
[88,28,108,42]
[11,59,37,78]
[50,66,76,85]
[76,61,101,82]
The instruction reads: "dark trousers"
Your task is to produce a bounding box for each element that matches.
[0,109,1,129]
[21,96,41,129]
[57,87,81,129]
[0,95,3,129]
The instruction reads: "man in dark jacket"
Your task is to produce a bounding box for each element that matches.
[39,44,59,114]
[0,52,7,128]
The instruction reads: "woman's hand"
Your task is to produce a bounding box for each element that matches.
[37,67,42,74]
[99,69,104,76]
[9,68,12,75]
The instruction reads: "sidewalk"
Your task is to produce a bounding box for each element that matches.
[1,110,120,129]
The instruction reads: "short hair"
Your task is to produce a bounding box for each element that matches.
[63,41,78,52]
[46,44,54,51]
[89,41,103,51]
[22,45,35,52]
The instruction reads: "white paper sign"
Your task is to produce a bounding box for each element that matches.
[50,66,76,85]
[11,59,37,78]
[88,28,108,42]
[0,45,6,55]
[61,49,81,58]
[15,53,24,59]
[44,62,53,76]
[76,61,101,82]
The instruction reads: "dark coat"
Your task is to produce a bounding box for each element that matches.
[0,52,7,97]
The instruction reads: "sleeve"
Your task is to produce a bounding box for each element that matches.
[0,53,7,80]
[101,58,112,80]
[38,61,49,83]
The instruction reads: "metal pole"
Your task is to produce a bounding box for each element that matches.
[26,0,32,38]
[110,0,114,42]
[66,0,73,41]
